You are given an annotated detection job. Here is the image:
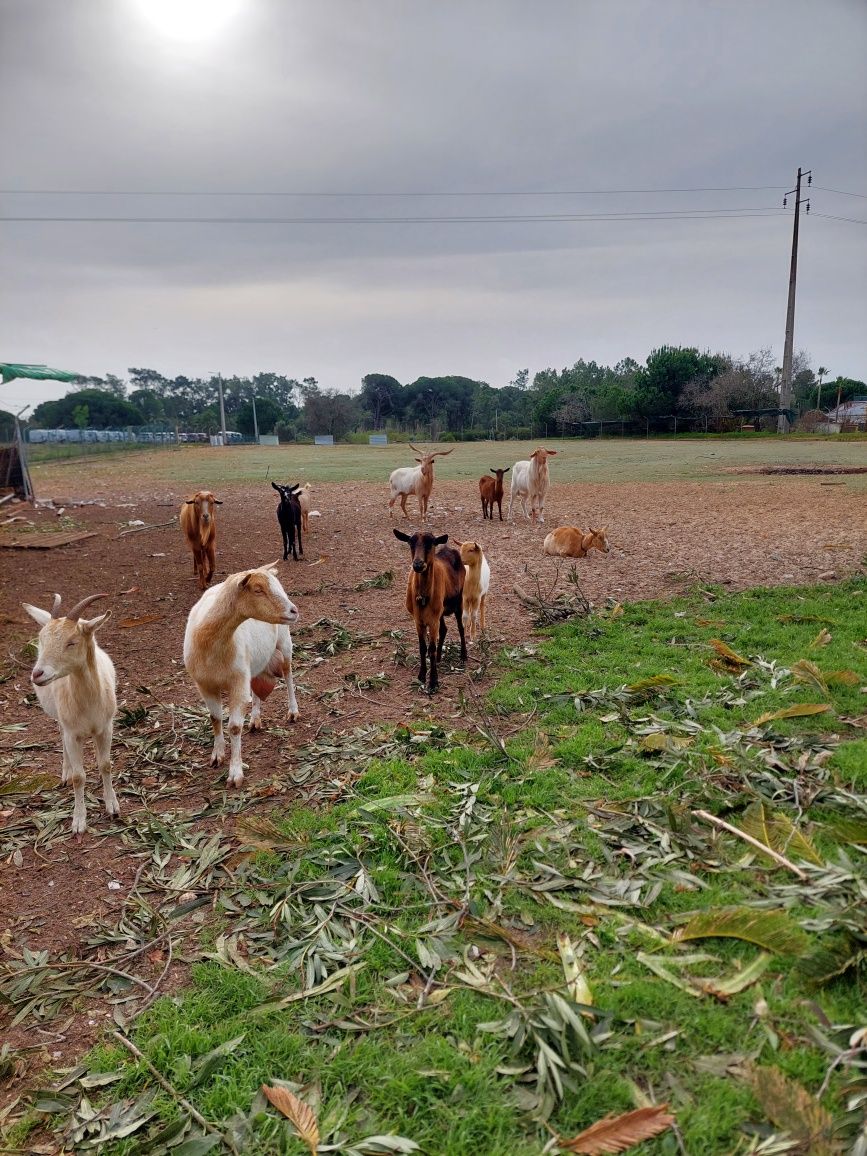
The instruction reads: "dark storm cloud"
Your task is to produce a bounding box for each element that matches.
[1,0,865,410]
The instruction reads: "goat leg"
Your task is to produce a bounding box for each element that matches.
[203,693,225,766]
[67,735,87,836]
[95,727,120,818]
[416,626,428,686]
[455,600,468,663]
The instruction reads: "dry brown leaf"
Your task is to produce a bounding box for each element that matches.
[262,1084,319,1154]
[752,703,831,726]
[118,614,161,629]
[709,638,752,668]
[809,627,832,648]
[528,731,559,771]
[744,1065,836,1155]
[558,1104,675,1153]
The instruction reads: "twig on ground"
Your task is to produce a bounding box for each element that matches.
[112,1031,240,1155]
[692,808,809,879]
[115,518,177,538]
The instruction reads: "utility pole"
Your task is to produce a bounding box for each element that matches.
[251,392,259,442]
[778,166,811,433]
[217,372,228,446]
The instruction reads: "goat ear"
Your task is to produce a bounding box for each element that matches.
[271,481,282,492]
[393,529,411,543]
[22,602,52,627]
[214,499,223,505]
[240,572,252,588]
[434,534,448,546]
[490,468,497,474]
[503,466,510,472]
[80,610,111,635]
[184,499,195,504]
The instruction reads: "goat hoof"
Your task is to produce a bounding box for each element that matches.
[287,713,298,724]
[227,773,244,787]
[249,719,262,732]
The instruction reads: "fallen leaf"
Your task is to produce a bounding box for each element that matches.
[118,586,140,595]
[743,1065,836,1155]
[736,802,823,866]
[558,1104,675,1153]
[262,1085,319,1154]
[674,907,808,956]
[709,639,751,668]
[809,628,832,648]
[752,703,831,726]
[119,614,161,629]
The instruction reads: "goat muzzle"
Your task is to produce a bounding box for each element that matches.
[412,561,427,573]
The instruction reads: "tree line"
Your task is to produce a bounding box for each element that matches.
[18,349,866,441]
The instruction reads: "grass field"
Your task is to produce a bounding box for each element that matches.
[11,577,866,1155]
[28,434,867,491]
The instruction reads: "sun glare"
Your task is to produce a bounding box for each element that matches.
[134,0,242,41]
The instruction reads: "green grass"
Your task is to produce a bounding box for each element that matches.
[32,579,867,1155]
[28,434,867,489]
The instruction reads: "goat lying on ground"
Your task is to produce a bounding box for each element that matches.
[456,540,491,640]
[543,526,610,557]
[479,467,510,521]
[183,565,299,787]
[180,490,223,589]
[23,593,117,835]
[394,529,466,692]
[508,448,557,524]
[272,482,304,561]
[388,445,454,521]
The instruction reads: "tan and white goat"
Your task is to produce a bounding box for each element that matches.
[457,540,491,641]
[388,444,454,521]
[296,483,321,533]
[22,593,117,835]
[508,448,557,524]
[543,526,610,558]
[183,565,299,787]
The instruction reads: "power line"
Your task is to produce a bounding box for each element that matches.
[812,185,867,199]
[0,207,787,225]
[812,211,867,225]
[0,184,786,198]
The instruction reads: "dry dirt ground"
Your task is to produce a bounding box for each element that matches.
[1,472,865,1113]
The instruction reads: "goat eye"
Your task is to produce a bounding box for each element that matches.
[66,639,76,648]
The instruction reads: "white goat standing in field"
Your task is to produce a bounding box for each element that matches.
[22,593,117,835]
[457,540,491,641]
[508,447,558,524]
[183,565,299,787]
[388,444,454,521]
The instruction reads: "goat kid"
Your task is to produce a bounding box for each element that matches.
[456,540,491,641]
[272,481,304,561]
[296,482,321,533]
[543,526,610,558]
[23,593,117,835]
[479,467,510,521]
[388,444,454,522]
[183,566,299,787]
[394,529,467,693]
[508,448,557,524]
[180,490,222,590]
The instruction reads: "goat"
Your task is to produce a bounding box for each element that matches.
[479,467,510,521]
[543,526,610,558]
[508,448,558,524]
[388,444,454,522]
[393,529,466,692]
[296,482,320,534]
[272,482,304,561]
[456,540,490,641]
[22,593,117,835]
[180,490,223,590]
[183,565,300,787]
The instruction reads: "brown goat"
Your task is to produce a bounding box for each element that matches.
[479,467,510,520]
[394,529,467,692]
[180,490,222,589]
[543,526,610,558]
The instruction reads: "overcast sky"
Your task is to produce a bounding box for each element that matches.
[1,0,865,413]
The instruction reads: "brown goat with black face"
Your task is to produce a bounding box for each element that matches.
[394,529,467,693]
[479,467,510,521]
[180,490,223,590]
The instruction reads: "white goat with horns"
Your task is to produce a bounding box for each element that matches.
[388,444,454,522]
[183,564,300,787]
[22,593,118,836]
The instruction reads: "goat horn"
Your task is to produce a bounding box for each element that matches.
[408,442,424,455]
[50,593,63,619]
[65,593,108,622]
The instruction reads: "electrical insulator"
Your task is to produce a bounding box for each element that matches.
[783,196,787,206]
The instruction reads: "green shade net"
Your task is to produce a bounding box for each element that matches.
[0,363,81,384]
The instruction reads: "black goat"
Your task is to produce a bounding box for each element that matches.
[272,482,304,561]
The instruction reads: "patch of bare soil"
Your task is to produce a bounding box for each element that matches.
[729,464,867,475]
[1,475,865,1112]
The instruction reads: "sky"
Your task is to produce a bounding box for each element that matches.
[1,0,866,414]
